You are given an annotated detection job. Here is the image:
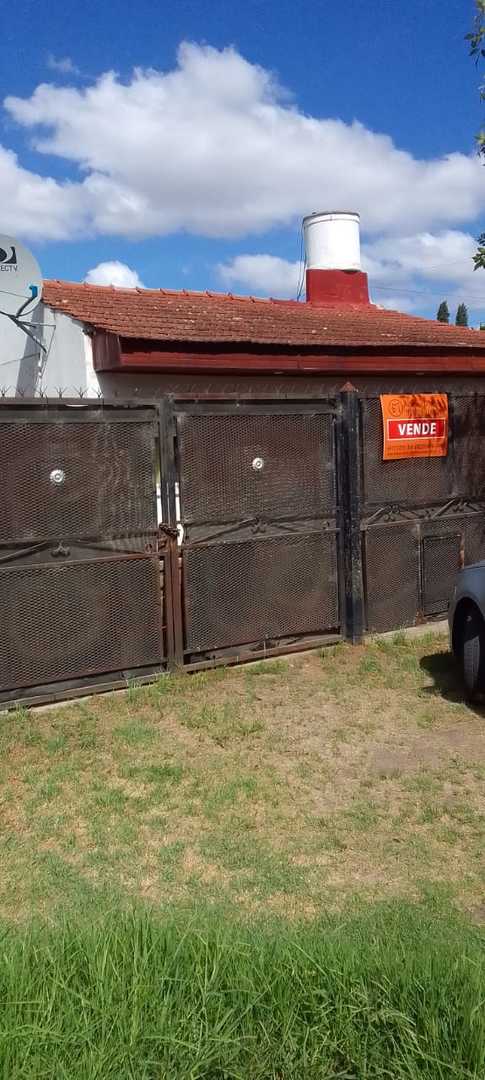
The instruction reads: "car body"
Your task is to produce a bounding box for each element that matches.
[448,562,485,697]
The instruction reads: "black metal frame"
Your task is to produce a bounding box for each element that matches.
[337,389,364,643]
[158,398,185,667]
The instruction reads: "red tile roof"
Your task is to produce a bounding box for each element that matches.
[42,280,485,351]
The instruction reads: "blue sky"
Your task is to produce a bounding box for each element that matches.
[2,0,484,322]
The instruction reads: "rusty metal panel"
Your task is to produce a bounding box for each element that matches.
[0,555,163,692]
[183,531,338,652]
[177,411,335,525]
[0,418,158,544]
[365,525,419,632]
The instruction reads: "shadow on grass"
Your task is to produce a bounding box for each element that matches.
[420,650,485,716]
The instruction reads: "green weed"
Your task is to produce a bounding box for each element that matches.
[0,903,483,1078]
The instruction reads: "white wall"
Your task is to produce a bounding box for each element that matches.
[0,302,100,398]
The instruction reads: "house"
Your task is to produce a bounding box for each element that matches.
[3,212,485,701]
[3,212,485,400]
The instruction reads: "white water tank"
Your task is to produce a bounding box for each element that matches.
[303,211,361,271]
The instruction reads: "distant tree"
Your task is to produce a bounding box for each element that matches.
[437,300,450,323]
[474,235,485,270]
[456,303,469,326]
[467,2,485,269]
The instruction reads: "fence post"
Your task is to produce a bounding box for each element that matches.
[158,397,185,669]
[338,387,364,644]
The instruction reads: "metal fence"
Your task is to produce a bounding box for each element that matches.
[361,393,485,634]
[2,389,485,705]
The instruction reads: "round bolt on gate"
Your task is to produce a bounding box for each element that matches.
[49,468,66,486]
[252,457,264,471]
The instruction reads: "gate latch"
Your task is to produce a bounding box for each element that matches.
[157,523,179,550]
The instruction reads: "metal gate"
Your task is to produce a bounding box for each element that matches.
[165,400,341,663]
[361,393,485,632]
[0,402,167,704]
[5,389,484,704]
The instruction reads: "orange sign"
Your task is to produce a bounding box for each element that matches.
[380,394,448,460]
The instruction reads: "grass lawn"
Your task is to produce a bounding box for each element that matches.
[1,631,485,922]
[3,633,485,1077]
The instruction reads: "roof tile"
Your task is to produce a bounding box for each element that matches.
[41,280,485,350]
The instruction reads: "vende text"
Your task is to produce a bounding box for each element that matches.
[388,418,447,440]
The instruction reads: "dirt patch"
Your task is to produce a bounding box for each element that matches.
[370,722,485,776]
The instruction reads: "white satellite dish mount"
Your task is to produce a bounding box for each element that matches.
[0,235,46,353]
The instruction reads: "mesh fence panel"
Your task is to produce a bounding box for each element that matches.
[429,514,485,568]
[183,532,338,652]
[0,556,163,692]
[177,412,335,524]
[452,397,485,498]
[462,513,485,564]
[365,513,485,630]
[365,525,419,632]
[422,533,462,615]
[0,419,158,544]
[362,399,453,507]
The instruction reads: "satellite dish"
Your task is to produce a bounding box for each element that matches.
[0,235,43,317]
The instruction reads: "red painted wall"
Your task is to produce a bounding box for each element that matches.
[305,268,369,305]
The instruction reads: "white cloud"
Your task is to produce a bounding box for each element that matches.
[84,260,144,287]
[372,295,419,314]
[3,42,485,242]
[363,231,485,313]
[219,254,302,297]
[362,231,478,287]
[219,229,485,315]
[0,144,86,240]
[47,55,80,76]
